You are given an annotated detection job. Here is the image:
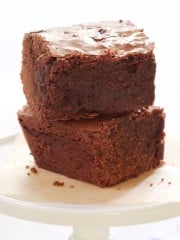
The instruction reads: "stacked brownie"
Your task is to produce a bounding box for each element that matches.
[18,20,165,187]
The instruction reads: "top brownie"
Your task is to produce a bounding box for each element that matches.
[21,20,156,120]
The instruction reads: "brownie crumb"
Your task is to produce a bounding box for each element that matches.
[117,187,121,190]
[35,30,45,33]
[168,181,171,185]
[52,181,64,187]
[98,28,106,34]
[30,167,38,174]
[161,178,164,182]
[149,183,153,187]
[27,172,31,176]
[25,165,30,169]
[69,185,75,188]
[119,19,123,23]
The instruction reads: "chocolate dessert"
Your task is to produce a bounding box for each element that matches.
[21,20,155,120]
[18,20,165,187]
[18,106,165,187]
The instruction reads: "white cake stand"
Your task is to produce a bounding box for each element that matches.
[0,135,180,240]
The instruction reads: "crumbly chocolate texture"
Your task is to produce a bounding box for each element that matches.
[18,106,165,187]
[21,20,156,121]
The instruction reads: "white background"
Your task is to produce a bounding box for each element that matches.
[0,0,180,239]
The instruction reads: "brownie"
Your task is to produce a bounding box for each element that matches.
[21,20,156,121]
[18,106,165,187]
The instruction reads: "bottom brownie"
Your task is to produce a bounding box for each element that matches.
[18,106,165,187]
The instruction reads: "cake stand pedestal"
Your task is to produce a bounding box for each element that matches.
[69,226,110,240]
[0,194,180,240]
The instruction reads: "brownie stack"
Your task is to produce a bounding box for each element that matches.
[18,20,165,187]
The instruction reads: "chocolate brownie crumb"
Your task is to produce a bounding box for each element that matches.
[34,30,45,33]
[27,172,31,176]
[168,181,171,185]
[161,178,164,182]
[52,181,64,187]
[30,167,38,174]
[149,183,153,187]
[98,28,106,34]
[72,34,78,37]
[69,185,75,188]
[25,165,30,169]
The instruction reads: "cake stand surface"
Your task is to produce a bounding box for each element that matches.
[0,134,180,240]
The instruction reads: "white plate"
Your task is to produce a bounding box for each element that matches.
[0,134,180,240]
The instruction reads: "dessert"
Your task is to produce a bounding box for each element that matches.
[21,20,155,121]
[19,20,165,187]
[18,106,165,187]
